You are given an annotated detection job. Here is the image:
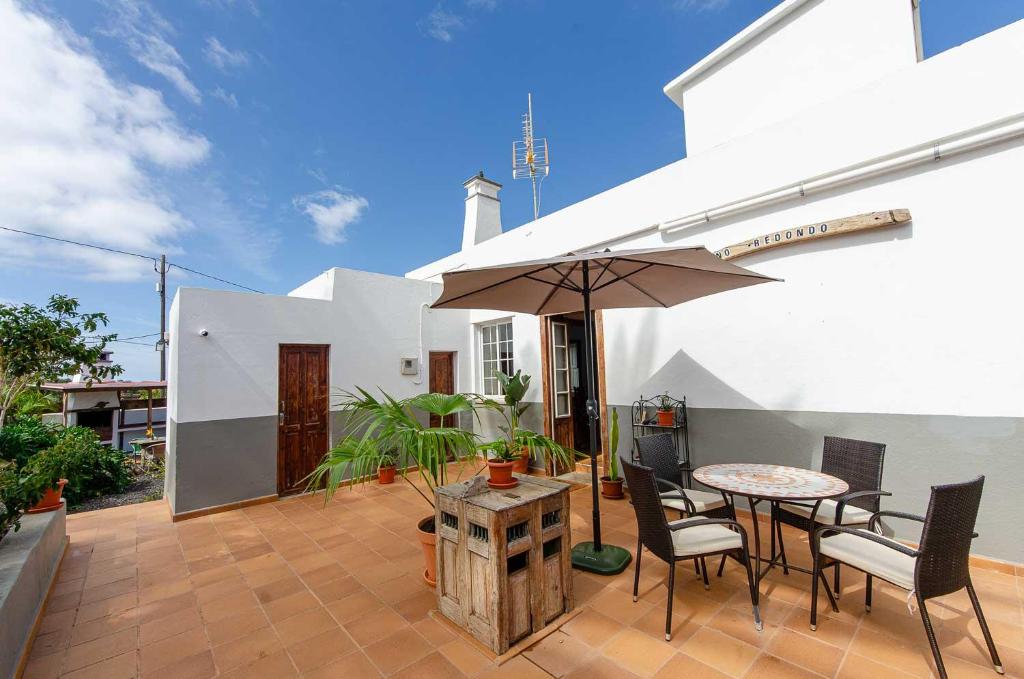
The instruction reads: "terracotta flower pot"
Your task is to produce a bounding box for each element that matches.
[28,479,68,514]
[656,409,674,427]
[511,449,529,474]
[486,460,518,489]
[600,476,624,499]
[418,516,437,587]
[378,465,396,485]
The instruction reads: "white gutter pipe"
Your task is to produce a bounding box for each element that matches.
[657,113,1024,236]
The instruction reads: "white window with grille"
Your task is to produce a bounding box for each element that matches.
[479,320,514,396]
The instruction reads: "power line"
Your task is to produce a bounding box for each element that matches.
[0,225,265,294]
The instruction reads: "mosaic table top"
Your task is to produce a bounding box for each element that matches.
[693,463,849,501]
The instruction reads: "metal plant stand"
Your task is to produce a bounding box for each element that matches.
[631,395,692,487]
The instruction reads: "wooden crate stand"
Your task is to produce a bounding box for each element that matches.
[436,475,573,654]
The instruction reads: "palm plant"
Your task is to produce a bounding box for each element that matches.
[477,370,574,469]
[305,387,478,508]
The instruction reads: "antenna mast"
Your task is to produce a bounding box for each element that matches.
[512,93,550,221]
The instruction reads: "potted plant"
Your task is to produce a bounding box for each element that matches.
[600,409,624,499]
[0,460,31,543]
[656,392,675,427]
[377,450,397,484]
[18,445,73,513]
[479,370,574,487]
[306,388,479,587]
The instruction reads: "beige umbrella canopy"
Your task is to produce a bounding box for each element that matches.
[431,245,778,315]
[431,245,780,574]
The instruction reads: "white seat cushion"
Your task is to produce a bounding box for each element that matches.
[660,489,727,514]
[668,517,743,558]
[818,530,916,590]
[778,499,873,525]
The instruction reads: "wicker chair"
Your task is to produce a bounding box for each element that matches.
[622,459,762,641]
[773,435,888,595]
[811,476,1002,679]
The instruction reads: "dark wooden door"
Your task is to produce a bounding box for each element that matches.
[550,322,574,452]
[428,352,455,428]
[278,344,329,495]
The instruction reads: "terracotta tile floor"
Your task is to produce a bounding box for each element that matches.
[23,477,1024,678]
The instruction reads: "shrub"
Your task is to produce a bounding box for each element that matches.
[21,427,131,507]
[0,417,61,468]
[0,459,30,542]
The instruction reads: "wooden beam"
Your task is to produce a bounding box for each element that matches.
[713,209,911,261]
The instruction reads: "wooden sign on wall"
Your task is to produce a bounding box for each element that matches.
[713,209,911,261]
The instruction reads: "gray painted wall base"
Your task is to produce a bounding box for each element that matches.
[611,405,1023,564]
[167,416,278,515]
[0,504,67,679]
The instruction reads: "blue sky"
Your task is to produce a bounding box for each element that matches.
[1,0,1022,379]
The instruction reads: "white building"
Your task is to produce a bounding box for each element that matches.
[166,0,1024,564]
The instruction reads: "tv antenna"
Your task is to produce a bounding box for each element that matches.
[512,93,550,221]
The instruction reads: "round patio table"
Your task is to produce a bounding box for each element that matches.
[692,463,848,599]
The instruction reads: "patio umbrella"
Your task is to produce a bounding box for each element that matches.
[431,245,780,574]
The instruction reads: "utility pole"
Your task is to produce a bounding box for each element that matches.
[156,255,169,381]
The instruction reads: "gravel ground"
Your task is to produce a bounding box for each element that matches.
[70,469,164,514]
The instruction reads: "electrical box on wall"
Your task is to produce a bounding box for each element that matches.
[400,357,419,375]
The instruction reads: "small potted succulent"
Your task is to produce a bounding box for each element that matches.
[656,392,675,427]
[483,441,519,489]
[600,409,624,499]
[377,450,397,485]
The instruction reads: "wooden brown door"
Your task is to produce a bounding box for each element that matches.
[428,352,455,428]
[278,344,329,495]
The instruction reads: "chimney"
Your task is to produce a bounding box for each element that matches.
[462,172,503,250]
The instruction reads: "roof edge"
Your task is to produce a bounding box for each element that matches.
[662,0,812,109]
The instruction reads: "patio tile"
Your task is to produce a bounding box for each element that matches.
[327,589,384,624]
[308,574,362,604]
[836,653,917,679]
[561,608,624,648]
[652,652,731,679]
[62,650,137,679]
[264,589,321,622]
[273,605,338,646]
[476,655,553,678]
[212,625,283,672]
[745,654,823,679]
[411,617,457,648]
[679,627,760,677]
[141,650,215,679]
[363,627,433,675]
[601,628,676,676]
[286,627,356,673]
[437,638,492,675]
[204,606,270,646]
[344,606,409,646]
[847,627,933,677]
[138,628,208,675]
[523,631,594,677]
[393,589,438,623]
[564,656,642,679]
[389,651,465,679]
[218,649,297,678]
[62,627,137,673]
[138,605,201,646]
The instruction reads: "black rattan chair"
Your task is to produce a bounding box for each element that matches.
[622,459,762,640]
[773,435,888,595]
[811,476,1002,679]
[636,433,737,584]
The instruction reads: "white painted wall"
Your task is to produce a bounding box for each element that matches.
[407,18,1024,420]
[664,0,920,155]
[169,268,472,425]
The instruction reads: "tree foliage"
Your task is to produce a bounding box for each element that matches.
[0,295,122,427]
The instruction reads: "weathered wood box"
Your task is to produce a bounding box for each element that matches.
[435,474,573,654]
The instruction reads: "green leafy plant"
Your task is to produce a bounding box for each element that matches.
[477,370,574,469]
[607,408,621,481]
[0,459,31,542]
[657,392,673,411]
[0,417,61,468]
[20,427,131,507]
[0,295,122,427]
[306,388,479,509]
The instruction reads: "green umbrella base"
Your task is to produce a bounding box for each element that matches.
[571,541,632,575]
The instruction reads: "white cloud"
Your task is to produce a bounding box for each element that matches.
[204,37,250,71]
[211,86,239,108]
[0,0,210,281]
[420,5,465,42]
[466,0,497,9]
[673,0,730,11]
[200,0,260,17]
[102,0,201,104]
[293,189,368,244]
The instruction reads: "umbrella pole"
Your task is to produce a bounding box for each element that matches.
[570,261,632,575]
